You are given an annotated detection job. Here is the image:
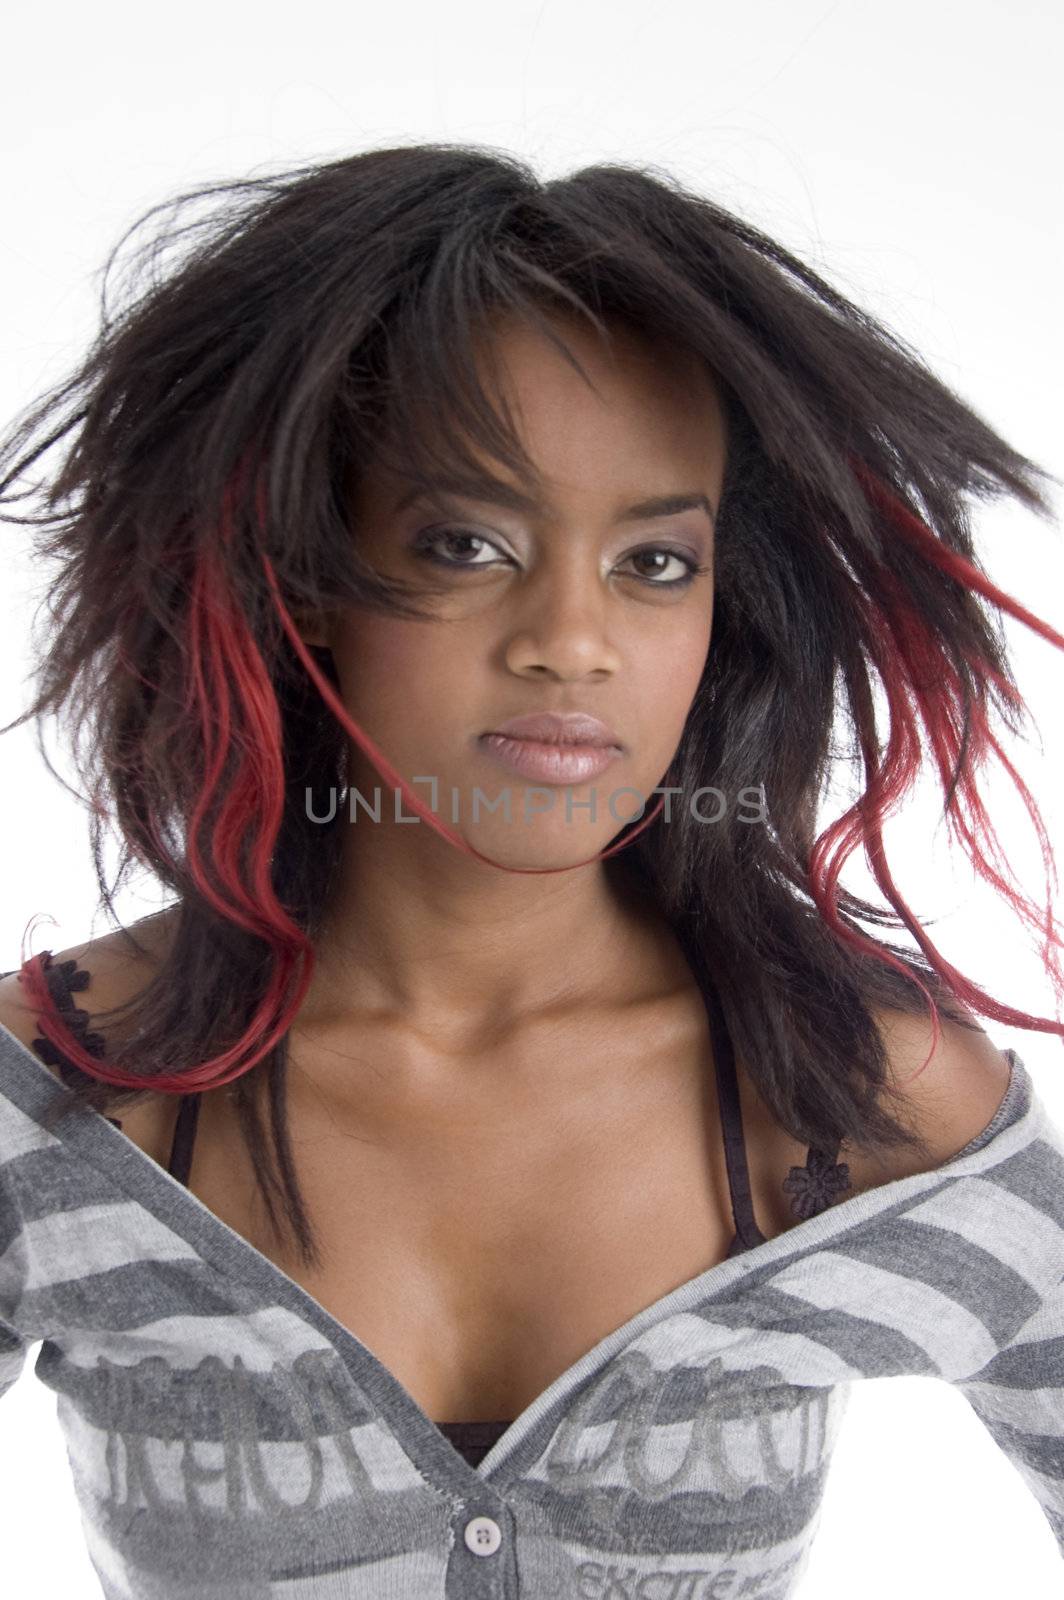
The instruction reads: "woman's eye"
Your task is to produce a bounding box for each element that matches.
[622,548,701,586]
[411,528,703,588]
[412,528,506,569]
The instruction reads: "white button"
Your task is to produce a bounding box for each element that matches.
[463,1515,502,1556]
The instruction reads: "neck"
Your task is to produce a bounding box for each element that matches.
[298,817,670,1042]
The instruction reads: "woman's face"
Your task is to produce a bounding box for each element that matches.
[316,312,727,868]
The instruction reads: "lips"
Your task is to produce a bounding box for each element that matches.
[477,711,625,787]
[478,733,622,786]
[481,712,622,749]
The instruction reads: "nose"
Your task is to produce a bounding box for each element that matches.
[501,556,623,681]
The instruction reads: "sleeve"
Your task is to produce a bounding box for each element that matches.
[0,1182,32,1402]
[0,1078,39,1404]
[0,1315,30,1402]
[953,1274,1064,1555]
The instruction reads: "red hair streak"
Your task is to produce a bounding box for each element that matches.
[807,460,1064,1071]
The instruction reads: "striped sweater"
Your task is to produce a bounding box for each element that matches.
[1,1017,1062,1598]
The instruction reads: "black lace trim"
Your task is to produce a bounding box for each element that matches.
[29,950,123,1131]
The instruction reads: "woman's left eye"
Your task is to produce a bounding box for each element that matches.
[622,548,703,586]
[412,529,704,587]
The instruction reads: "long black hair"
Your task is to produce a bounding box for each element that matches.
[2,142,1062,1267]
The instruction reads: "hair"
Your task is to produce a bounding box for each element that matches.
[2,141,1062,1268]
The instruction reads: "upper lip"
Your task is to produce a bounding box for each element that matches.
[482,712,623,749]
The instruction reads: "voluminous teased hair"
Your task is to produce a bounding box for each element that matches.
[2,142,1062,1267]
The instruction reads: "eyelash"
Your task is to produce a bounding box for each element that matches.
[411,528,710,588]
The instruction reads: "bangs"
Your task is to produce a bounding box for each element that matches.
[347,263,627,522]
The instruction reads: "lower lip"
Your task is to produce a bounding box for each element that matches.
[478,734,623,784]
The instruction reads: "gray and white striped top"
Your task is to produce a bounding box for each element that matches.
[1,1016,1062,1597]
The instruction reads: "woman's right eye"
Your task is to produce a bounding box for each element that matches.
[411,528,508,569]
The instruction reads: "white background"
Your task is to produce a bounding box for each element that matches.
[1,0,1062,1593]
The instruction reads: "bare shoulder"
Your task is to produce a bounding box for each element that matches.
[0,911,176,1057]
[865,999,1014,1167]
[739,997,1016,1234]
[0,910,182,1164]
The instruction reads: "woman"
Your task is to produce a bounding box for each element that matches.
[0,144,1061,1596]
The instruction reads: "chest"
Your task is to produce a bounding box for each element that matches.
[121,998,813,1424]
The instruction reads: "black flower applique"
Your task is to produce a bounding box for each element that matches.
[782,1146,851,1221]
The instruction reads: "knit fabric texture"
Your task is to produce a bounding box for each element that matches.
[1,1013,1062,1596]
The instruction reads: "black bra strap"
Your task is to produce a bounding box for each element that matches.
[707,972,852,1233]
[699,968,769,1251]
[167,1093,202,1186]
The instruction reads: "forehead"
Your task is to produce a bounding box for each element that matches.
[358,310,727,513]
[479,310,724,439]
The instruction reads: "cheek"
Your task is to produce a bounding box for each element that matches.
[330,617,468,744]
[634,612,712,737]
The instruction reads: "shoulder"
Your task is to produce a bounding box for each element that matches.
[735,994,1017,1236]
[0,912,177,1067]
[863,999,1014,1169]
[0,912,183,1165]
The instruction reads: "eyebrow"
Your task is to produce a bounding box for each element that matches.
[394,478,716,526]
